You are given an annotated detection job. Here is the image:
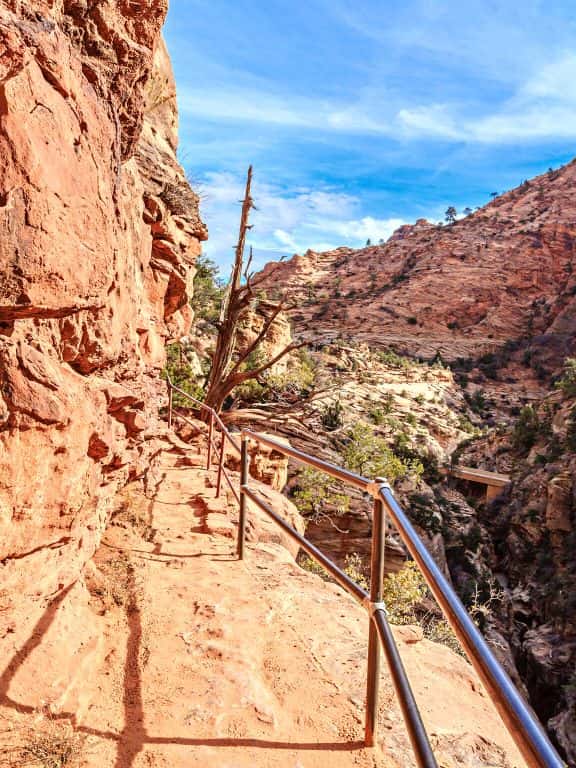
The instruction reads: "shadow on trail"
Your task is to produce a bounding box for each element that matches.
[0,582,75,707]
[103,541,234,562]
[114,564,145,768]
[145,737,366,751]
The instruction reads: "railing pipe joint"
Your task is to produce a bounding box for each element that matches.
[362,598,388,617]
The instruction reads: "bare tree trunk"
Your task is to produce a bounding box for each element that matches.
[203,167,303,415]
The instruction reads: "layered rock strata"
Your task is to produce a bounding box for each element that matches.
[257,163,576,371]
[0,1,205,642]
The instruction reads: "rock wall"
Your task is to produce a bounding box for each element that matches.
[256,162,576,370]
[453,392,576,761]
[0,2,205,629]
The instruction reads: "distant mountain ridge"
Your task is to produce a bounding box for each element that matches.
[257,160,576,372]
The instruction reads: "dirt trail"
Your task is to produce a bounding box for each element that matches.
[0,440,526,767]
[78,448,389,768]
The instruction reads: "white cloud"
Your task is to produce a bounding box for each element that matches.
[393,53,576,144]
[273,229,299,251]
[178,86,389,135]
[397,105,464,141]
[471,106,576,142]
[179,50,576,146]
[521,52,576,103]
[322,216,407,242]
[195,170,409,271]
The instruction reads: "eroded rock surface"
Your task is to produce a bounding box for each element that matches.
[257,164,576,371]
[0,1,205,651]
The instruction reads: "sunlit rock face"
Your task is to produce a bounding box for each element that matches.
[256,163,576,370]
[0,1,206,625]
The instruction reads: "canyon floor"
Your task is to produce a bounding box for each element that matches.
[0,437,525,768]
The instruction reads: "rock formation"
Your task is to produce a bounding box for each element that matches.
[451,391,576,761]
[257,164,576,371]
[0,0,205,645]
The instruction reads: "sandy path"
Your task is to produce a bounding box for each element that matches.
[78,449,388,768]
[0,440,525,767]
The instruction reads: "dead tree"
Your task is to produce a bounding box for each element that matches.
[203,166,304,414]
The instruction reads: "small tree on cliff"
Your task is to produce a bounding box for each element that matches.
[203,167,304,413]
[445,206,457,225]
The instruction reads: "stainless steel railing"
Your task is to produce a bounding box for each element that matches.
[166,375,240,504]
[238,430,565,768]
[164,378,565,768]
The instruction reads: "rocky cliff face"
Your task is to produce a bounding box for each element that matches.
[0,1,205,638]
[448,390,576,760]
[258,162,576,371]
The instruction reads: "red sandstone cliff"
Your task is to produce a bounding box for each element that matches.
[257,164,576,370]
[0,1,205,628]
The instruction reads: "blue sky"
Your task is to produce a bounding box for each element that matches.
[164,0,576,274]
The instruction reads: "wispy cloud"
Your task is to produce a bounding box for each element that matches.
[178,86,387,134]
[193,170,409,271]
[166,0,576,265]
[179,51,576,146]
[396,52,576,144]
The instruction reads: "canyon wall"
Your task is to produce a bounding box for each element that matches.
[257,163,576,370]
[0,0,205,632]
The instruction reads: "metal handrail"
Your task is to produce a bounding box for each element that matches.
[238,430,565,768]
[166,376,240,503]
[163,381,565,767]
[378,485,563,768]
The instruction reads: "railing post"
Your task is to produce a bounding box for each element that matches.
[238,435,249,560]
[206,411,214,470]
[216,430,225,498]
[365,484,386,747]
[168,383,173,429]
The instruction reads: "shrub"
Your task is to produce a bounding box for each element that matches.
[478,352,499,380]
[512,405,540,454]
[457,415,475,433]
[298,551,368,590]
[342,422,423,481]
[383,563,462,654]
[298,553,329,581]
[258,349,317,403]
[382,562,427,623]
[465,524,483,553]
[368,407,386,425]
[467,389,487,414]
[321,399,344,430]
[557,358,576,397]
[382,392,395,413]
[343,553,369,590]
[161,343,204,407]
[384,564,502,654]
[408,493,442,534]
[190,254,224,325]
[375,350,412,369]
[234,377,267,404]
[292,468,349,521]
